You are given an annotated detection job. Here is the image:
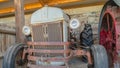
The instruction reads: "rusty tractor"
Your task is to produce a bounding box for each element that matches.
[3,5,108,68]
[99,0,120,68]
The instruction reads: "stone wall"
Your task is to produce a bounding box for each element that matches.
[64,5,103,44]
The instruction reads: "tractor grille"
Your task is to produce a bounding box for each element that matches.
[32,24,45,42]
[32,22,63,42]
[30,22,65,60]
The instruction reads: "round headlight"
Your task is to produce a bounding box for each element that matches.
[69,19,80,29]
[22,26,31,35]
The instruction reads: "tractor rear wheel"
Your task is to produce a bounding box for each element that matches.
[91,44,109,68]
[80,24,93,47]
[2,43,27,68]
[80,24,93,63]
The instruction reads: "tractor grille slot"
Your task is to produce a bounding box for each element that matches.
[34,53,64,57]
[32,25,45,42]
[32,45,64,57]
[47,23,63,42]
[34,45,64,50]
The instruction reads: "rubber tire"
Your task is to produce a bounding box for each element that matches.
[80,24,93,47]
[2,43,25,68]
[91,45,109,68]
[80,24,93,63]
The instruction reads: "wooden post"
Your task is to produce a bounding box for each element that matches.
[14,0,25,43]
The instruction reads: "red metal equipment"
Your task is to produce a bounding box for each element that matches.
[99,0,120,67]
[23,42,92,68]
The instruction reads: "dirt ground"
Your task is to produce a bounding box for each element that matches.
[0,57,88,68]
[69,57,88,68]
[0,58,2,68]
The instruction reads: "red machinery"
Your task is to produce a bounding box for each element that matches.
[99,0,120,67]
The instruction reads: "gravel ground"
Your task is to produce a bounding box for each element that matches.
[69,57,88,68]
[0,57,88,68]
[0,58,2,68]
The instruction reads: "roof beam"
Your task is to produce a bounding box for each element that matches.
[48,0,82,5]
[0,2,42,14]
[39,0,45,6]
[0,0,106,16]
[0,0,8,2]
[0,0,82,14]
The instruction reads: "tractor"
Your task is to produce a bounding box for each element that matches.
[2,6,108,68]
[99,0,120,68]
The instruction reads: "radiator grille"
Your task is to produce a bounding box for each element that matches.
[47,23,63,42]
[32,25,45,42]
[32,22,63,42]
[31,22,64,58]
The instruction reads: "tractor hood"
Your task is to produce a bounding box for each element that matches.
[30,6,69,24]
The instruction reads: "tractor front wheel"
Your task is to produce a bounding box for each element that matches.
[2,43,27,68]
[91,45,109,68]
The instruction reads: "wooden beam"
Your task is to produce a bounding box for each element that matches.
[0,7,13,14]
[0,0,8,2]
[48,0,81,5]
[0,1,106,16]
[0,2,42,14]
[62,1,106,9]
[39,0,45,6]
[0,0,81,14]
[14,0,25,43]
[24,2,42,10]
[0,28,15,35]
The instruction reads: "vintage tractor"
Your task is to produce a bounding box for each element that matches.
[99,0,120,68]
[3,6,108,68]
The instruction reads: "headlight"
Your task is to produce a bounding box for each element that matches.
[69,19,80,29]
[22,26,31,35]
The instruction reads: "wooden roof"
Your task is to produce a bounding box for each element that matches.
[0,0,107,17]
